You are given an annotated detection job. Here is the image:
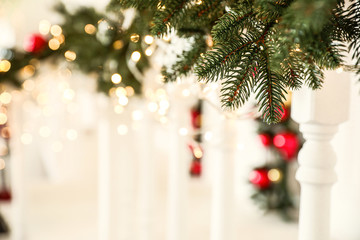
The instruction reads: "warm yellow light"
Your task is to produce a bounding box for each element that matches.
[113,40,124,50]
[63,89,75,101]
[125,86,134,96]
[114,105,124,114]
[21,65,36,78]
[131,51,141,62]
[0,113,7,125]
[162,35,171,42]
[144,35,154,44]
[118,95,129,106]
[193,147,203,158]
[268,168,282,183]
[64,50,76,61]
[115,87,127,97]
[0,92,12,104]
[50,25,62,37]
[130,33,140,43]
[23,79,36,91]
[39,19,51,35]
[56,34,65,44]
[84,24,97,35]
[0,60,11,72]
[145,48,153,56]
[111,73,122,84]
[49,38,60,50]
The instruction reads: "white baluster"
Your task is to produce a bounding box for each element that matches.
[135,100,155,240]
[210,116,236,240]
[166,83,192,240]
[8,93,26,240]
[292,71,350,240]
[97,96,111,240]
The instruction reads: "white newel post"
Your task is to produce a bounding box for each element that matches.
[291,71,351,240]
[210,117,236,240]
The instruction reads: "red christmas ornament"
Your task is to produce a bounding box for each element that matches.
[0,189,11,201]
[190,161,201,176]
[23,34,47,53]
[280,106,290,121]
[190,109,201,129]
[249,168,270,189]
[273,132,299,161]
[259,133,272,147]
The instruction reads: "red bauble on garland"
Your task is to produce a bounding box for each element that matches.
[259,133,272,147]
[273,132,299,161]
[190,108,201,129]
[249,168,271,189]
[23,34,47,53]
[190,160,201,176]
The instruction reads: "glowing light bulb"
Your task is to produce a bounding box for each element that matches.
[130,33,140,42]
[118,95,129,106]
[0,60,11,72]
[64,50,76,61]
[144,35,154,44]
[131,51,141,62]
[49,38,60,50]
[114,105,124,114]
[39,20,51,35]
[268,168,282,182]
[145,48,153,56]
[111,73,122,84]
[84,24,96,35]
[50,25,62,37]
[0,92,12,104]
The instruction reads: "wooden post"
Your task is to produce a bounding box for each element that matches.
[291,71,350,240]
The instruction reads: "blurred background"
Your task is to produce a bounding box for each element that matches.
[0,0,360,240]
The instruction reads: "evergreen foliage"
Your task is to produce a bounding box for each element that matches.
[112,0,360,124]
[0,3,152,95]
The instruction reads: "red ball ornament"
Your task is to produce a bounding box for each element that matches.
[190,109,201,129]
[249,168,270,189]
[259,133,272,147]
[23,34,47,53]
[273,132,299,161]
[190,161,201,177]
[0,189,11,201]
[280,106,290,121]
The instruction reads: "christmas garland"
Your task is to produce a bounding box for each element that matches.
[0,3,154,95]
[110,0,360,124]
[249,103,302,220]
